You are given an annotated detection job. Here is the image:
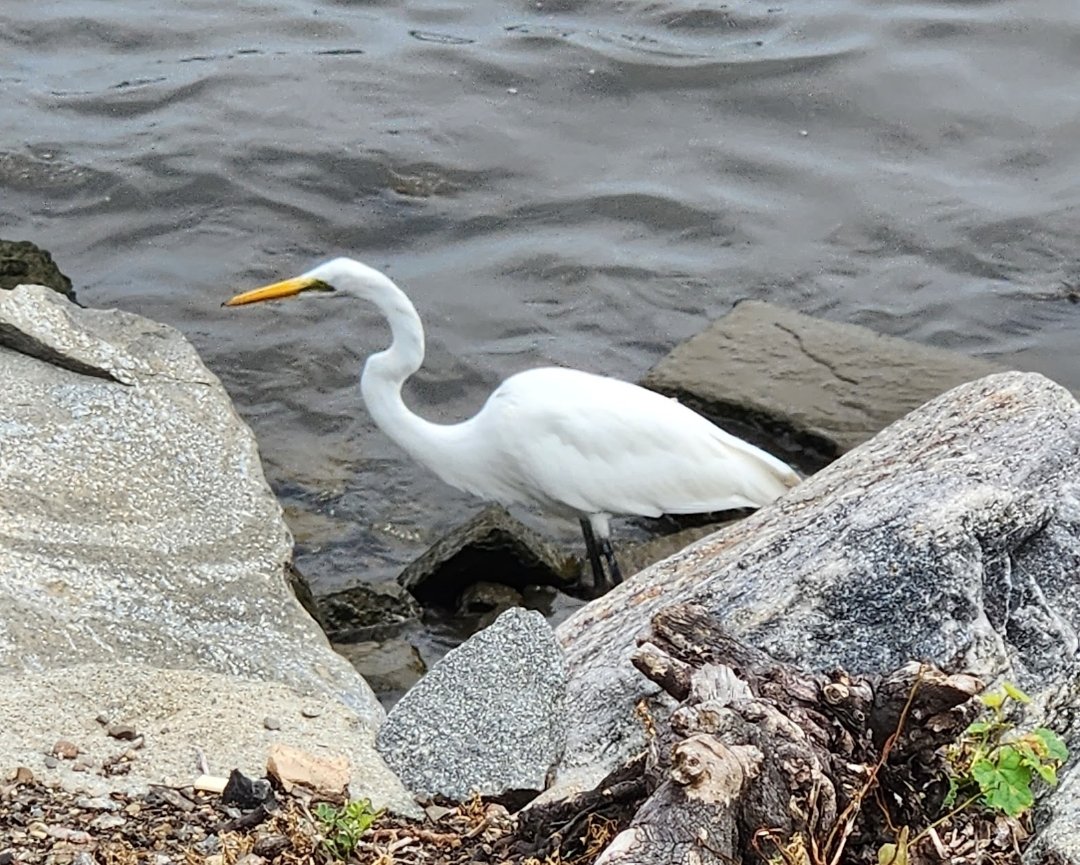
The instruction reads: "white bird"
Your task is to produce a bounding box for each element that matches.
[225,257,800,593]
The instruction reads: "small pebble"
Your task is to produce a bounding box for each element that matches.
[106,723,139,741]
[193,774,228,794]
[77,796,120,811]
[263,716,282,731]
[507,87,518,94]
[425,803,453,822]
[193,835,220,855]
[52,740,78,760]
[252,835,289,858]
[49,825,94,842]
[90,813,127,831]
[43,756,59,769]
[300,706,322,719]
[74,853,96,865]
[72,758,93,773]
[95,712,111,726]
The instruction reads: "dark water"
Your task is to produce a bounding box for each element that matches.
[3,0,1079,604]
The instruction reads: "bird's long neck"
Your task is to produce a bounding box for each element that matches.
[357,275,464,469]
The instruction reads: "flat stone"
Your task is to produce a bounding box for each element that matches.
[376,608,567,800]
[642,300,1005,458]
[106,724,139,742]
[266,743,349,799]
[90,813,126,831]
[76,796,120,811]
[546,371,1080,863]
[51,740,78,760]
[0,286,416,815]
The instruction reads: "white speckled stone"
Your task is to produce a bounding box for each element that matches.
[0,284,415,814]
[376,607,567,800]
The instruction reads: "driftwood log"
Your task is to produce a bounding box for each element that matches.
[521,602,989,865]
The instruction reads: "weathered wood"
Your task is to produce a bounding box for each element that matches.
[530,602,989,865]
[596,738,761,865]
[513,753,649,862]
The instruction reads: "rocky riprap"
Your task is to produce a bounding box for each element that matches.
[0,239,73,298]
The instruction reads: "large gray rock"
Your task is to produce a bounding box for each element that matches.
[1025,765,1080,864]
[643,300,1005,457]
[0,664,406,806]
[0,284,415,813]
[550,372,1080,858]
[377,607,567,800]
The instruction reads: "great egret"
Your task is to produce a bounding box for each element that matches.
[225,257,799,593]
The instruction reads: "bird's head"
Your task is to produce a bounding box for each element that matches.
[224,257,391,307]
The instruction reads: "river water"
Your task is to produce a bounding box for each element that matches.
[3,1,1079,607]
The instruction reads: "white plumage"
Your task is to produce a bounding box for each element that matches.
[226,257,799,591]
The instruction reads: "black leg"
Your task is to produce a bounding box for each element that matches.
[579,517,607,594]
[599,536,623,585]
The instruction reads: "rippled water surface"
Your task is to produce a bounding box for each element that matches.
[3,0,1079,599]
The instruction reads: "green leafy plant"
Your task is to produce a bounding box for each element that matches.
[313,798,382,860]
[944,682,1069,818]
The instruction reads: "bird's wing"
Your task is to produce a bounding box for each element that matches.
[478,367,797,518]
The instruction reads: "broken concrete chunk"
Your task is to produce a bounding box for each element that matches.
[266,743,349,800]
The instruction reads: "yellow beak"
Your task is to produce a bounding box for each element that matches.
[224,275,320,307]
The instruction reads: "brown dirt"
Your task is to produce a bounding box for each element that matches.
[0,769,623,865]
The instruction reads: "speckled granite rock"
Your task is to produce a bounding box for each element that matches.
[0,284,415,814]
[376,608,567,800]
